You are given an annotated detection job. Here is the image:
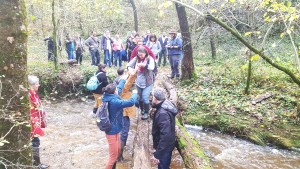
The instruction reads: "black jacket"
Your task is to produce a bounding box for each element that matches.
[92,70,108,94]
[152,99,178,159]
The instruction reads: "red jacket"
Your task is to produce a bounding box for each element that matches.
[29,89,46,137]
[130,45,156,61]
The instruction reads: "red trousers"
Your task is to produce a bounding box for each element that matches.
[105,133,120,169]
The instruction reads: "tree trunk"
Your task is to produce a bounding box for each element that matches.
[207,19,216,59]
[129,0,138,32]
[162,81,211,169]
[132,114,151,169]
[0,0,31,167]
[175,3,195,80]
[52,0,58,69]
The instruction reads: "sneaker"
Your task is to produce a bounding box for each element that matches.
[167,75,174,79]
[38,163,49,169]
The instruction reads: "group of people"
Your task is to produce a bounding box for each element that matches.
[90,44,178,169]
[44,29,183,79]
[37,29,182,169]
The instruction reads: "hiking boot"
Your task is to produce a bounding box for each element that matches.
[141,103,150,120]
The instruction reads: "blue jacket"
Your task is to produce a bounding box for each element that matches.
[167,37,182,56]
[102,79,137,135]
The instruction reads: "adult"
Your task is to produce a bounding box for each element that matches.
[85,31,101,66]
[28,75,49,169]
[102,82,138,169]
[91,64,109,114]
[146,34,161,61]
[112,34,124,67]
[101,30,114,67]
[158,32,169,67]
[125,31,137,61]
[65,35,75,60]
[127,46,155,120]
[43,36,54,61]
[143,30,151,45]
[151,88,178,169]
[166,30,182,78]
[129,38,156,61]
[75,33,85,65]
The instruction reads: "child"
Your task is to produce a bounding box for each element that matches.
[114,67,125,85]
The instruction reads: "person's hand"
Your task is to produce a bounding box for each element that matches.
[150,156,160,165]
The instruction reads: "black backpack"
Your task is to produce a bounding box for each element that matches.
[95,102,121,132]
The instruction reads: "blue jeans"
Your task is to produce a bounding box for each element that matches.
[67,50,75,60]
[168,54,180,77]
[89,49,100,65]
[120,116,130,143]
[104,50,112,67]
[136,84,153,104]
[114,50,122,67]
[158,50,167,66]
[158,150,172,169]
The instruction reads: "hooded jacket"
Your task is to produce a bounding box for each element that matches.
[102,79,137,135]
[152,99,178,159]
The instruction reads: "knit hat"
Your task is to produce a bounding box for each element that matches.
[153,88,166,101]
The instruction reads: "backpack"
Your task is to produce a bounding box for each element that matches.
[95,102,121,132]
[86,72,102,90]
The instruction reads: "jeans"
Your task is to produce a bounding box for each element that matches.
[120,116,130,143]
[113,50,122,67]
[76,51,83,64]
[48,50,54,61]
[157,150,173,169]
[105,133,120,169]
[67,50,75,60]
[168,54,180,77]
[158,50,167,66]
[104,50,112,67]
[136,84,153,104]
[89,49,100,65]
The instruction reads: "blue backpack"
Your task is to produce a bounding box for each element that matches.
[86,72,102,90]
[96,102,121,132]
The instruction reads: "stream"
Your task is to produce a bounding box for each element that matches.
[40,100,300,169]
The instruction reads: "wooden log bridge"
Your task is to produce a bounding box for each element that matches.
[131,80,211,169]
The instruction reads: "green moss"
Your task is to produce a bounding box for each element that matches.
[178,137,187,149]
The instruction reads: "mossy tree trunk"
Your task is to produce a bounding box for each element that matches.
[0,0,31,167]
[207,19,216,59]
[175,3,195,80]
[52,0,58,70]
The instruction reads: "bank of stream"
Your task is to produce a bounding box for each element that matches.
[40,99,300,169]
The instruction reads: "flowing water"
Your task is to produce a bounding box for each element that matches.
[186,125,300,169]
[40,100,300,169]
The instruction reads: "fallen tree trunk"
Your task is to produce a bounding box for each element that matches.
[163,81,212,169]
[132,111,151,169]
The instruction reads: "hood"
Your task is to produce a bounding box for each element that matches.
[161,100,178,116]
[102,93,119,102]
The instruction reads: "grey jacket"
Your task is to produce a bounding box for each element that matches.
[85,36,100,50]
